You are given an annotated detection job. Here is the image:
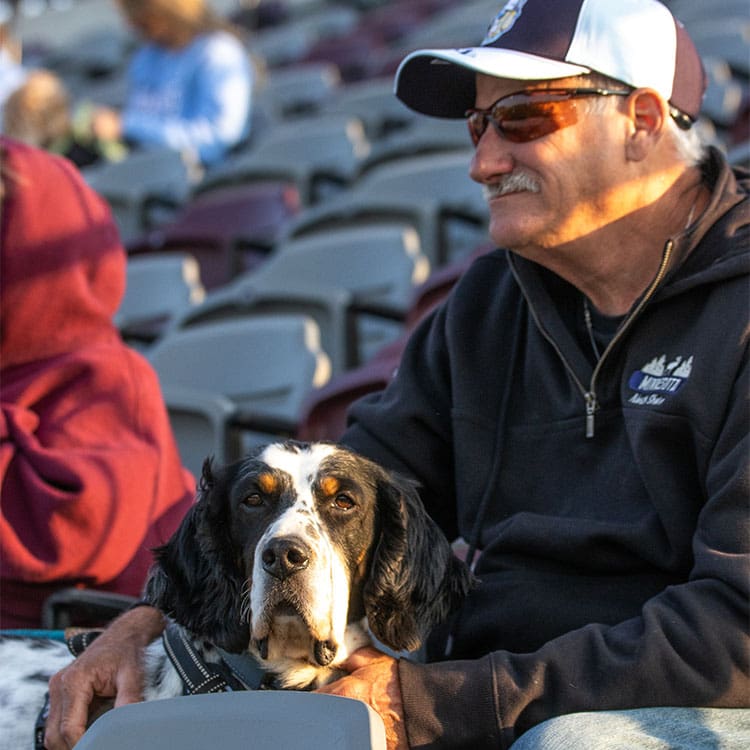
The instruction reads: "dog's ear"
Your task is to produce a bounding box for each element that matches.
[363,471,476,652]
[144,458,249,652]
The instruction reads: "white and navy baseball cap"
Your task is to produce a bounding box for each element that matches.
[394,0,706,125]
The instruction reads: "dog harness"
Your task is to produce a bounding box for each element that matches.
[161,622,267,694]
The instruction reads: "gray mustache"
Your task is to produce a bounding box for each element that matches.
[483,172,541,199]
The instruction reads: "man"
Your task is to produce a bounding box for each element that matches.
[44,0,749,748]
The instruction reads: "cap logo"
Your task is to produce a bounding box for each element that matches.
[482,0,528,45]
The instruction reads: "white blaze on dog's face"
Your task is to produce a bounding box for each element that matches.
[235,443,379,670]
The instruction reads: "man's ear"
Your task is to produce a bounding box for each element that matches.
[625,88,670,161]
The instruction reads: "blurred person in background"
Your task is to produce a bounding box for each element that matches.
[1,2,120,167]
[89,0,254,167]
[0,136,196,629]
[2,69,114,167]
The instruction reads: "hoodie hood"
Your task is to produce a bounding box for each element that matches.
[661,148,750,293]
[1,137,125,369]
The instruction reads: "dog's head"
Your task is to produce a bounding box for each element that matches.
[146,441,474,675]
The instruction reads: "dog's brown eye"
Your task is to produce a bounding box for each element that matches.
[242,493,263,508]
[333,494,355,510]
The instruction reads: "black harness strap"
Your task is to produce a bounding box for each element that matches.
[162,623,264,694]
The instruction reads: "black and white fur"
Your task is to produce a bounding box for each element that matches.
[0,441,474,748]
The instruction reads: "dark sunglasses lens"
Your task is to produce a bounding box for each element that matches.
[467,97,581,145]
[501,101,569,141]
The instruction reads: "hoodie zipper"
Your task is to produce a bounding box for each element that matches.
[520,238,676,438]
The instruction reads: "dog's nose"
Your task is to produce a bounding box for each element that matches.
[261,537,311,580]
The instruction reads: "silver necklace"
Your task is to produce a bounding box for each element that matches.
[582,296,601,362]
[582,188,701,363]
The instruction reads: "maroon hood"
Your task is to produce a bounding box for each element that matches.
[1,136,125,369]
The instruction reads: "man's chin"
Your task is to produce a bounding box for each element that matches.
[488,219,540,251]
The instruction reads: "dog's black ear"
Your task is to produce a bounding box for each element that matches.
[144,458,249,652]
[363,471,476,652]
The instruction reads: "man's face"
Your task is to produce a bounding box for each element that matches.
[468,73,629,258]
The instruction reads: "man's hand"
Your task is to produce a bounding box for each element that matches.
[44,605,165,749]
[316,647,409,750]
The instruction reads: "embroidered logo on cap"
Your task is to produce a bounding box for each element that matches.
[628,354,694,406]
[483,0,529,45]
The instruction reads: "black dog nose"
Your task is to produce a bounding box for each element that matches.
[261,537,311,580]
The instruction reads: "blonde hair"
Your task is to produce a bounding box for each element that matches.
[115,0,234,41]
[2,70,72,149]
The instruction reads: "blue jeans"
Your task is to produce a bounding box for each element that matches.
[509,708,750,750]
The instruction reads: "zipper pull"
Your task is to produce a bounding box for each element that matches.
[585,392,597,438]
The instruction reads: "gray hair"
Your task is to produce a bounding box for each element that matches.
[579,73,706,166]
[664,116,705,166]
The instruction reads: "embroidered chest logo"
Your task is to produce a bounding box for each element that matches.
[628,354,694,406]
[483,0,528,45]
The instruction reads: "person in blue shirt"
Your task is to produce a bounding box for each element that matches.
[91,0,254,167]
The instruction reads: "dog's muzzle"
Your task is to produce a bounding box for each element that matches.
[254,534,341,667]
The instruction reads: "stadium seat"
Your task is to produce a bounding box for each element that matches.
[196,114,371,204]
[82,146,193,243]
[171,223,431,373]
[75,692,386,750]
[115,252,205,347]
[128,180,301,289]
[148,315,331,457]
[284,150,487,267]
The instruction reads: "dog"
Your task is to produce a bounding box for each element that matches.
[0,440,474,748]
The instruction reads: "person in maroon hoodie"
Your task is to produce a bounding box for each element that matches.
[0,136,195,628]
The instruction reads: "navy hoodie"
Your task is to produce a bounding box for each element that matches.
[343,148,750,748]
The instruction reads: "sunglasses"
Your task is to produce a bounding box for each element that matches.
[466,87,695,145]
[465,87,633,145]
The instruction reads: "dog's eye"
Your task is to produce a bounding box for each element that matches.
[242,493,263,508]
[333,493,355,511]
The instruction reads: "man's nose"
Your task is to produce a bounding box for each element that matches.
[468,126,516,185]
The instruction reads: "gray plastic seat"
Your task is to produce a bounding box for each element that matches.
[159,384,239,477]
[197,114,371,204]
[148,314,331,459]
[285,151,488,267]
[114,253,205,346]
[74,691,386,750]
[82,147,193,243]
[248,3,360,68]
[262,224,430,313]
[324,76,419,138]
[256,62,342,119]
[171,223,431,372]
[360,117,473,172]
